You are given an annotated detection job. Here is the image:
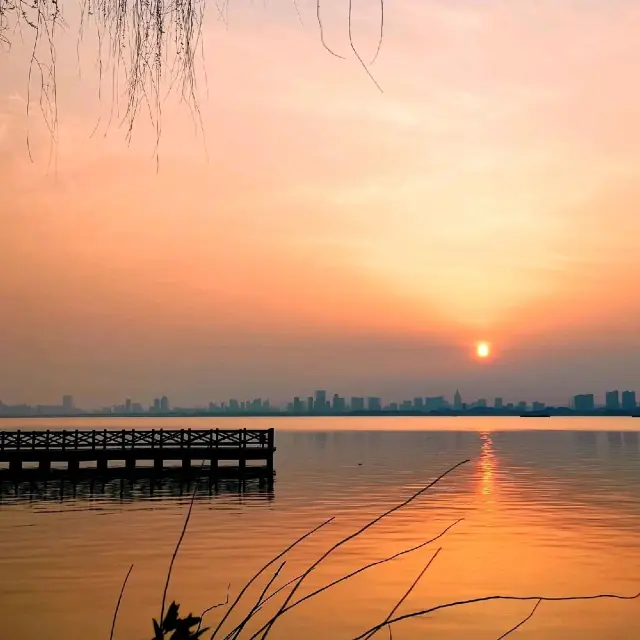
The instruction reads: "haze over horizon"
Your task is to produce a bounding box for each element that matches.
[2,0,640,407]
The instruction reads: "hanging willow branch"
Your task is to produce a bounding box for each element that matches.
[0,0,385,157]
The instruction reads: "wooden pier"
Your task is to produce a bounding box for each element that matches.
[0,428,275,476]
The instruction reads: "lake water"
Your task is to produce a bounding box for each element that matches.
[0,416,639,639]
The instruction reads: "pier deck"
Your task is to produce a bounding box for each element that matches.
[0,428,275,475]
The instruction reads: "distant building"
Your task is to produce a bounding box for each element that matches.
[532,401,546,412]
[453,390,463,411]
[400,400,413,411]
[475,398,488,408]
[152,398,161,412]
[332,394,346,412]
[350,397,365,411]
[307,396,315,413]
[314,390,327,413]
[367,397,382,412]
[125,398,132,413]
[160,395,170,412]
[621,390,637,412]
[494,397,504,409]
[388,402,399,411]
[62,395,74,412]
[425,396,446,411]
[573,394,595,412]
[605,390,620,410]
[293,397,304,413]
[131,402,143,413]
[517,401,527,412]
[413,397,424,411]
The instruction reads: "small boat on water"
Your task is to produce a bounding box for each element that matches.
[519,413,551,417]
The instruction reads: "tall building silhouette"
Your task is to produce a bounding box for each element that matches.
[453,390,462,411]
[314,390,327,413]
[605,390,620,410]
[621,391,637,411]
[573,394,595,411]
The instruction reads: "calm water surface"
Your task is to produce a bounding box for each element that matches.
[1,417,639,639]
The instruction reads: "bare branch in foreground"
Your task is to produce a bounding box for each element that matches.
[209,516,335,639]
[109,563,134,640]
[259,518,464,630]
[197,584,231,634]
[252,459,470,640]
[225,562,287,640]
[363,547,442,640]
[496,598,542,640]
[222,518,462,640]
[353,591,640,640]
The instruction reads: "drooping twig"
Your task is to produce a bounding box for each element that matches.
[316,0,344,59]
[253,459,470,640]
[109,563,134,640]
[495,598,542,640]
[209,516,335,639]
[370,0,384,64]
[347,0,383,92]
[292,0,303,26]
[353,591,640,639]
[363,547,442,640]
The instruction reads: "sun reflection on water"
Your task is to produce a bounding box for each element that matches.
[479,431,497,505]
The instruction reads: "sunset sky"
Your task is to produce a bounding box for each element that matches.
[2,0,640,407]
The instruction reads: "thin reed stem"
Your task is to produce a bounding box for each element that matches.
[109,563,134,640]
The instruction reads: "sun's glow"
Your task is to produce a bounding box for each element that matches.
[476,342,491,359]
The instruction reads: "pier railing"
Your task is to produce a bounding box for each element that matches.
[0,428,274,452]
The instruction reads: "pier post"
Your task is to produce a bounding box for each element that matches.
[239,429,246,474]
[9,459,21,474]
[182,458,191,470]
[97,458,108,473]
[266,453,274,476]
[267,428,275,476]
[126,458,136,472]
[68,459,79,473]
[154,458,163,473]
[39,459,51,473]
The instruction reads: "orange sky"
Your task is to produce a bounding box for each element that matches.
[1,1,640,407]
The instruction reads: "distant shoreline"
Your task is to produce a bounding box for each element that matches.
[1,410,639,419]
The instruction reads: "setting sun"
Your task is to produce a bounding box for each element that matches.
[476,342,491,359]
